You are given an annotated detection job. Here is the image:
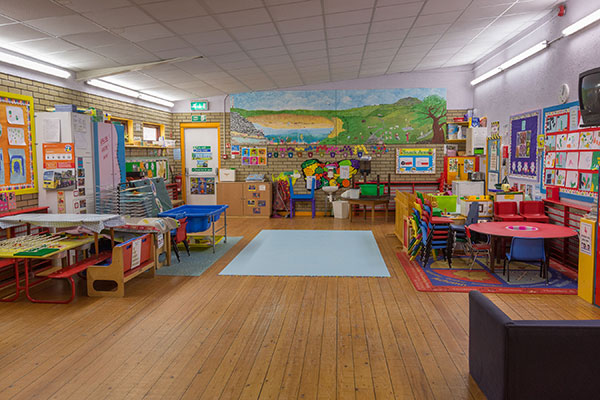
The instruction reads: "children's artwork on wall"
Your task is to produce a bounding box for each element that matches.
[241,147,267,166]
[396,148,436,174]
[544,169,555,185]
[510,110,540,179]
[566,152,579,169]
[487,135,501,191]
[300,159,359,188]
[545,135,556,151]
[448,158,458,173]
[555,169,566,186]
[565,171,579,189]
[544,152,555,168]
[0,91,36,194]
[189,177,215,195]
[541,101,598,201]
[230,88,447,145]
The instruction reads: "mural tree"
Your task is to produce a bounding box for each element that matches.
[411,95,447,144]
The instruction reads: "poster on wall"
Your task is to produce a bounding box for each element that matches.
[396,148,435,174]
[230,88,447,145]
[301,159,359,188]
[509,110,540,179]
[241,147,267,166]
[190,177,215,195]
[0,91,36,194]
[487,135,501,191]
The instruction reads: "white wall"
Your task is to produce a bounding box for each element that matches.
[172,65,474,113]
[473,0,600,126]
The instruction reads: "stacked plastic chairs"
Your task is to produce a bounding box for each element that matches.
[409,196,453,267]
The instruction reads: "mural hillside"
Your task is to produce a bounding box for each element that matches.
[230,88,447,145]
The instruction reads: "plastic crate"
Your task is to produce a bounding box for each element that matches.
[429,195,457,213]
[359,184,384,196]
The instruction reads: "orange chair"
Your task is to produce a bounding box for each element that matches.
[494,201,524,222]
[519,201,550,223]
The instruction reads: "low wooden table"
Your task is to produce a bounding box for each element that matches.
[347,197,390,223]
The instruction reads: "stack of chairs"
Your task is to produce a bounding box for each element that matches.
[409,195,453,267]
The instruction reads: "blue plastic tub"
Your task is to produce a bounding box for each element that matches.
[158,205,228,233]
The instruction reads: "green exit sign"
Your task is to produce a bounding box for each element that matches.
[192,115,207,122]
[191,101,208,111]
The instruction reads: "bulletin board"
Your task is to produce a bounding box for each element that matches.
[0,91,37,194]
[509,110,540,180]
[241,147,267,166]
[540,101,598,202]
[487,135,501,191]
[396,148,435,174]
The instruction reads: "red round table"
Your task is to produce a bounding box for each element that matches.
[468,222,578,272]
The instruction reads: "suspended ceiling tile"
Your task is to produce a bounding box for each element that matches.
[421,0,472,15]
[195,41,242,56]
[282,30,325,45]
[137,36,189,52]
[276,16,323,34]
[0,0,73,21]
[162,16,222,35]
[326,23,369,39]
[367,30,407,43]
[184,30,233,46]
[0,24,49,44]
[370,17,415,33]
[216,8,271,28]
[328,44,364,56]
[114,23,173,42]
[269,0,322,21]
[62,31,126,49]
[402,33,442,46]
[0,15,15,25]
[287,40,326,54]
[176,58,222,74]
[59,0,131,13]
[247,46,288,58]
[407,24,450,38]
[365,39,402,51]
[229,23,278,40]
[324,0,374,14]
[202,0,263,13]
[153,47,202,59]
[83,7,154,29]
[211,52,252,64]
[142,87,193,101]
[26,14,103,36]
[325,9,372,28]
[4,37,77,54]
[239,35,284,50]
[414,11,461,27]
[373,3,423,22]
[328,34,366,48]
[142,0,207,21]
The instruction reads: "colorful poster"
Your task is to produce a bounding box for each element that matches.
[580,220,593,256]
[189,177,215,195]
[396,148,435,174]
[42,143,75,169]
[510,110,540,179]
[241,147,267,166]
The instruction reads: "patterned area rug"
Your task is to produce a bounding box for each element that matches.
[398,251,577,294]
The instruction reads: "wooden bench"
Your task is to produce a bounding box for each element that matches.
[87,234,155,297]
[30,251,112,304]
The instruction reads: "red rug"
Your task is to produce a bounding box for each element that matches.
[397,251,577,294]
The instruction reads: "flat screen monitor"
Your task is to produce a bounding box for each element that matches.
[579,67,600,127]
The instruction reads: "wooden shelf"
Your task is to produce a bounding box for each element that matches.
[446,139,466,143]
[125,144,176,149]
[448,121,469,126]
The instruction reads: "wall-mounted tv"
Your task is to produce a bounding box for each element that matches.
[579,67,600,127]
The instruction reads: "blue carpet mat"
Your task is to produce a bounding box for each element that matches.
[156,237,242,276]
[219,230,390,277]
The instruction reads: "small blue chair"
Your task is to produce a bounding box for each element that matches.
[503,237,547,283]
[289,177,316,218]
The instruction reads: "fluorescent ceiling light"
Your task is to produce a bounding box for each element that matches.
[87,79,139,97]
[499,41,548,70]
[86,79,174,108]
[0,49,71,79]
[470,67,502,86]
[562,8,600,36]
[471,41,548,86]
[139,93,175,108]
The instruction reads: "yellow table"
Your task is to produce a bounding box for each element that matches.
[0,233,95,302]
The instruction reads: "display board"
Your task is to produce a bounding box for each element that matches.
[0,91,37,194]
[396,148,435,174]
[487,135,501,191]
[509,110,541,180]
[540,101,597,202]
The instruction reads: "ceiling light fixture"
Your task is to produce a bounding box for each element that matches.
[471,41,548,86]
[562,8,600,36]
[86,79,174,108]
[0,50,71,79]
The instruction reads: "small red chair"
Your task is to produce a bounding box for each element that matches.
[519,201,550,223]
[171,217,190,262]
[494,201,524,222]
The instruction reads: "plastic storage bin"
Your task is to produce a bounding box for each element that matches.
[359,184,384,196]
[158,205,228,233]
[333,201,349,219]
[429,195,457,212]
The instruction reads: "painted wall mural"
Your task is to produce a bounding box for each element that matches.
[230,88,447,145]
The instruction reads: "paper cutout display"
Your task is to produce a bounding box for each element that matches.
[301,159,359,188]
[510,110,540,179]
[6,106,24,125]
[566,152,579,169]
[7,127,25,145]
[565,171,579,189]
[555,170,566,186]
[8,148,26,184]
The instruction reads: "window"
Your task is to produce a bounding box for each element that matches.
[111,117,133,143]
[143,123,161,142]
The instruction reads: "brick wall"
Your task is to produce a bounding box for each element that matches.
[0,72,174,211]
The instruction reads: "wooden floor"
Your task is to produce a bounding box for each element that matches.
[1,216,600,400]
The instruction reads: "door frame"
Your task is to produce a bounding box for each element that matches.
[180,122,221,203]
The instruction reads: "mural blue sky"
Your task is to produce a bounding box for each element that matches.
[232,88,446,111]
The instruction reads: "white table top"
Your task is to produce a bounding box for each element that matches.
[0,213,125,233]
